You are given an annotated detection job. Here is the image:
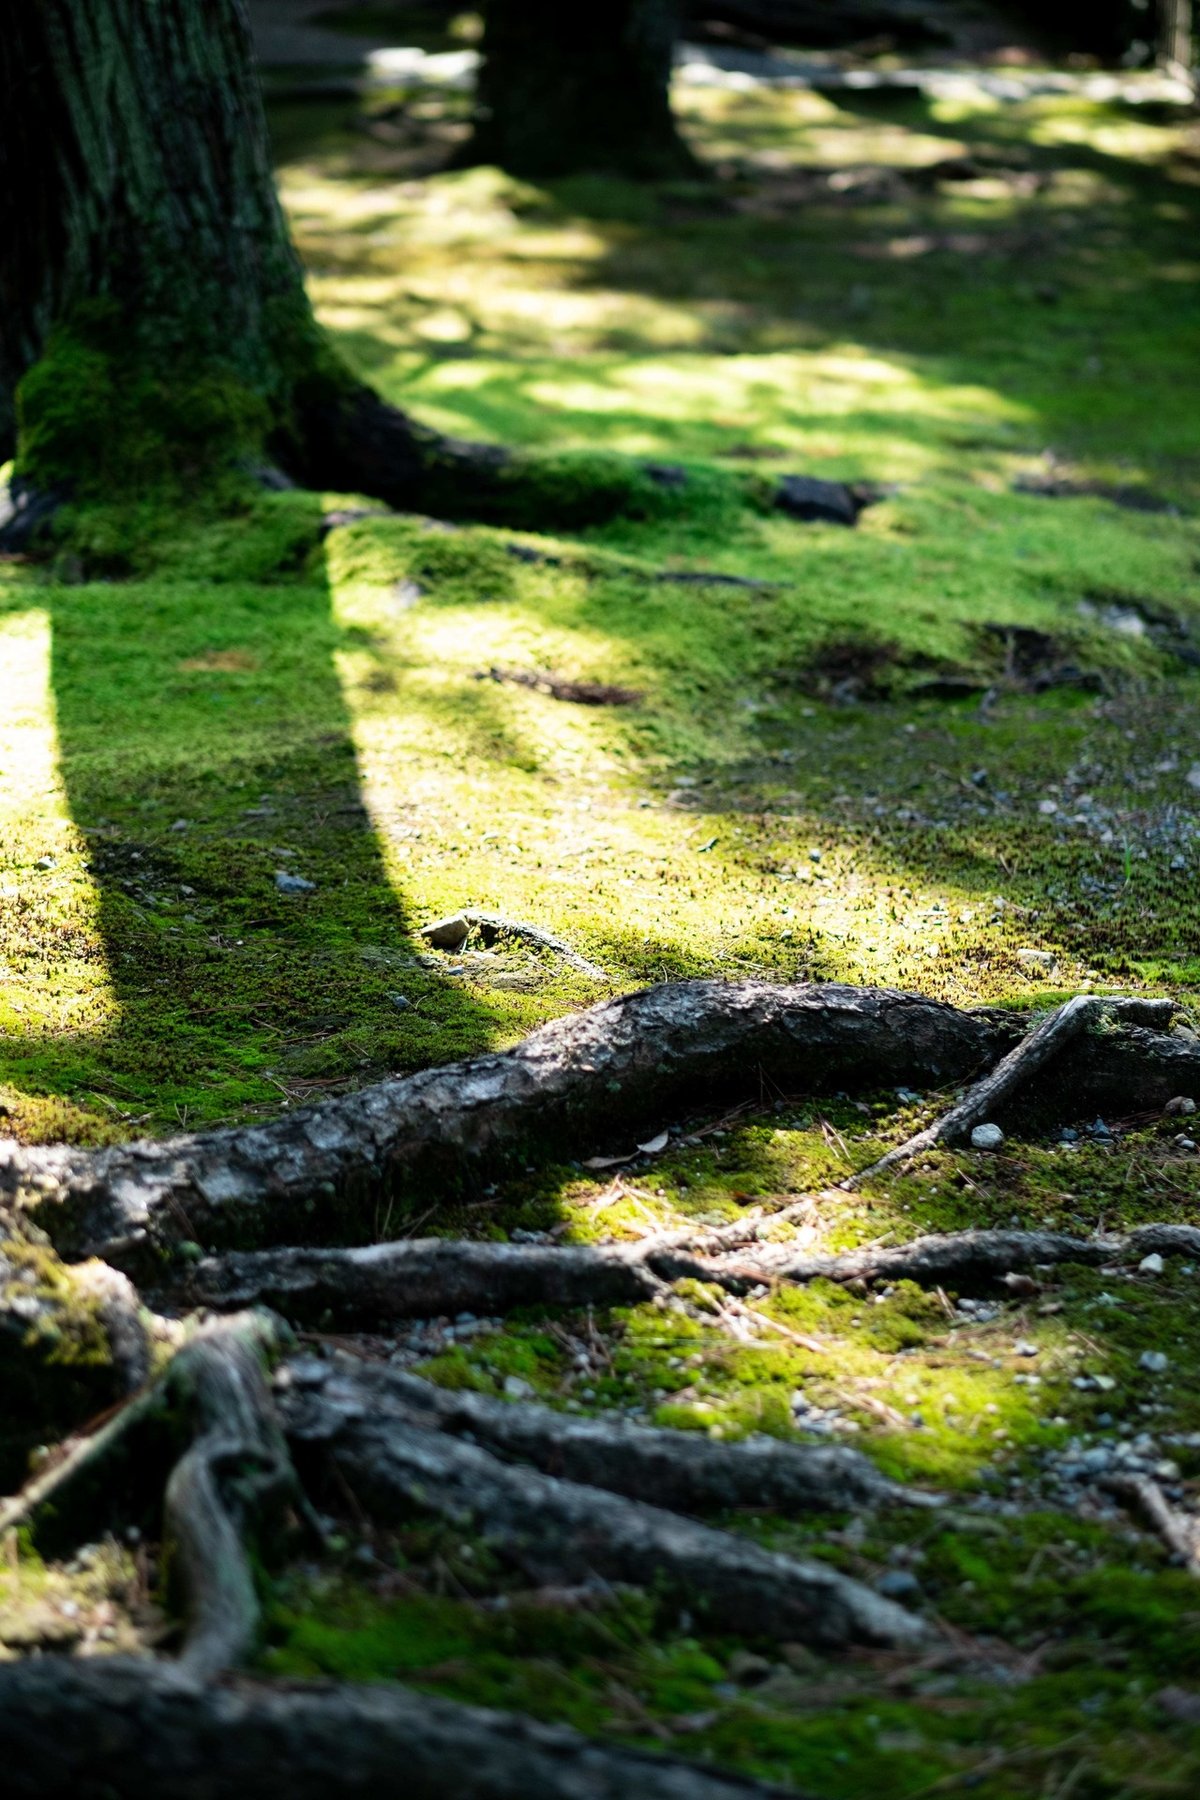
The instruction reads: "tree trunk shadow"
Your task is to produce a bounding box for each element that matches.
[0,494,493,1151]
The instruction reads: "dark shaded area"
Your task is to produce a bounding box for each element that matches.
[0,495,494,1138]
[457,0,700,179]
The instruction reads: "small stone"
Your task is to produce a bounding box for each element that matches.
[170,818,190,832]
[1140,1351,1169,1375]
[727,1650,772,1684]
[1016,948,1059,978]
[1058,1126,1079,1143]
[1038,798,1059,815]
[388,993,411,1011]
[774,474,862,527]
[1174,1135,1197,1152]
[876,1568,922,1602]
[275,870,315,894]
[503,1375,534,1400]
[971,1123,1004,1150]
[1138,1253,1165,1276]
[421,913,471,950]
[1089,1118,1112,1139]
[1012,1340,1039,1358]
[1165,1096,1197,1116]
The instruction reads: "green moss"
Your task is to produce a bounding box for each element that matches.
[6,75,1200,1790]
[17,302,271,513]
[0,1233,125,1488]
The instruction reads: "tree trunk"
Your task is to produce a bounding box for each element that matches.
[0,1,315,486]
[0,0,518,519]
[463,0,699,180]
[1159,0,1193,68]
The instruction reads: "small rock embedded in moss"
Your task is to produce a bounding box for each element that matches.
[876,1568,922,1602]
[971,1122,1004,1149]
[422,913,471,950]
[1139,1253,1165,1276]
[1166,1095,1197,1115]
[1140,1350,1169,1373]
[275,870,315,894]
[1016,948,1059,978]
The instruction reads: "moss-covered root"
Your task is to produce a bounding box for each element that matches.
[0,1224,147,1491]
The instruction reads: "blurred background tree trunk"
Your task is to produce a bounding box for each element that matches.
[1158,0,1193,68]
[461,0,699,180]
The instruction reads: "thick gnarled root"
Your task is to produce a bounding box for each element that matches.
[6,980,1196,1268]
[281,1362,929,1652]
[0,1658,802,1800]
[306,1359,939,1515]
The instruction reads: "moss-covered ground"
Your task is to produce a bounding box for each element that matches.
[5,59,1200,1797]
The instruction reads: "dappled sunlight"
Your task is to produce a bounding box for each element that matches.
[276,83,1200,494]
[680,84,967,169]
[0,608,117,1055]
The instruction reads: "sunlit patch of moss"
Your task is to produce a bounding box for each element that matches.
[0,1533,151,1659]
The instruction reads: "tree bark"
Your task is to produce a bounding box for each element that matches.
[282,1368,929,1649]
[0,1659,803,1800]
[0,1,313,483]
[7,980,1198,1274]
[462,0,699,180]
[1158,0,1193,69]
[0,0,514,520]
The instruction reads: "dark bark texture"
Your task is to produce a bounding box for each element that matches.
[7,980,1198,1273]
[282,1364,929,1649]
[291,1359,930,1513]
[0,1658,802,1800]
[0,0,512,519]
[465,0,699,179]
[0,0,308,469]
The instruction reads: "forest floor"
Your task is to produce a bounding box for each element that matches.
[3,61,1200,1800]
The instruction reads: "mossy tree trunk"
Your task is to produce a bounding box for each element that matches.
[0,0,513,513]
[462,0,699,180]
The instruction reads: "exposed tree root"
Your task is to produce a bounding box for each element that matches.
[164,1314,297,1679]
[0,1308,860,1799]
[281,1363,930,1650]
[177,1219,1200,1340]
[421,907,609,978]
[0,1658,805,1800]
[1102,1473,1200,1575]
[178,1235,668,1320]
[0,1311,288,1556]
[5,982,1198,1788]
[735,1222,1200,1289]
[289,1357,938,1515]
[850,994,1174,1184]
[5,980,1197,1271]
